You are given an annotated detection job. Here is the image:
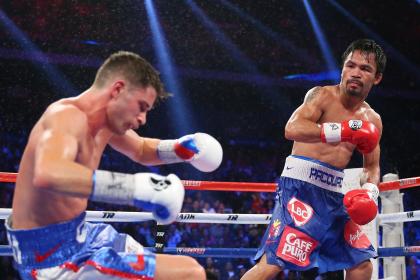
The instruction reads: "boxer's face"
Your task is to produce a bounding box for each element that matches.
[341,50,382,99]
[108,82,156,134]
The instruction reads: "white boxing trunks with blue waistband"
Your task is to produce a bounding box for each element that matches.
[6,212,156,280]
[255,155,377,273]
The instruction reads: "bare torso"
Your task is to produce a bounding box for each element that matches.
[12,98,112,229]
[291,85,378,169]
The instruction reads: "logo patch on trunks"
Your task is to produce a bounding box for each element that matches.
[267,219,282,240]
[344,220,371,249]
[276,226,318,267]
[35,243,62,263]
[287,197,313,226]
[129,255,145,271]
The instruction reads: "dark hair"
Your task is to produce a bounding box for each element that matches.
[342,39,386,74]
[94,51,168,102]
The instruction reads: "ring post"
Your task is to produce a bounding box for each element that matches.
[343,168,379,280]
[380,173,406,280]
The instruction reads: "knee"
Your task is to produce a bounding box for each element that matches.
[242,260,282,280]
[347,260,372,277]
[183,256,206,280]
[357,260,372,273]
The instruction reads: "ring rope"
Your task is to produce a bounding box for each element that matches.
[0,208,271,224]
[0,208,155,223]
[1,172,420,192]
[158,247,420,258]
[378,210,420,224]
[1,172,419,263]
[0,245,419,258]
[1,208,418,224]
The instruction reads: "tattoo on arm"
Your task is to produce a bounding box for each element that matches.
[304,87,322,104]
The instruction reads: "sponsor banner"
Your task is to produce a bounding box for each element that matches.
[403,246,420,253]
[176,248,206,255]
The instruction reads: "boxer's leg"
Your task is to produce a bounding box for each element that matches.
[240,254,282,280]
[155,254,206,280]
[345,260,372,280]
[120,231,206,279]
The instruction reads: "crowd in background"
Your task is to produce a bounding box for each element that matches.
[0,130,419,280]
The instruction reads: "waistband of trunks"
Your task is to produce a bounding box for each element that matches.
[5,212,86,268]
[280,155,344,193]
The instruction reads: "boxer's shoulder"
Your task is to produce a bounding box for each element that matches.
[304,86,337,106]
[358,103,382,130]
[41,101,88,131]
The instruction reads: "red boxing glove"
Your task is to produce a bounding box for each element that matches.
[321,120,379,154]
[343,186,378,225]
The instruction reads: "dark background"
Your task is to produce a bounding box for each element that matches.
[0,1,419,279]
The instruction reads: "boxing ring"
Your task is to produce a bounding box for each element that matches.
[1,171,419,279]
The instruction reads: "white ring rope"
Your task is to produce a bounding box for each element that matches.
[0,208,154,223]
[0,208,418,224]
[0,208,271,224]
[377,210,420,224]
[175,213,272,224]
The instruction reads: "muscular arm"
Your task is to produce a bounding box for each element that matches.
[362,112,383,185]
[33,106,93,197]
[109,130,163,165]
[284,86,326,143]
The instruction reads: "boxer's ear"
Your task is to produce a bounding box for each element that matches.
[110,81,125,98]
[373,72,382,85]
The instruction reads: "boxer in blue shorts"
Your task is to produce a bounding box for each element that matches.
[7,51,223,279]
[241,39,386,280]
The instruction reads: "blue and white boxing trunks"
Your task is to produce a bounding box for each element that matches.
[255,155,377,273]
[6,212,156,280]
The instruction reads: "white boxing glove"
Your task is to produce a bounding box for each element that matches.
[157,132,223,172]
[91,171,184,224]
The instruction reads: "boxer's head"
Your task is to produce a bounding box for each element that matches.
[340,39,386,99]
[94,51,168,103]
[342,39,386,75]
[95,51,168,134]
